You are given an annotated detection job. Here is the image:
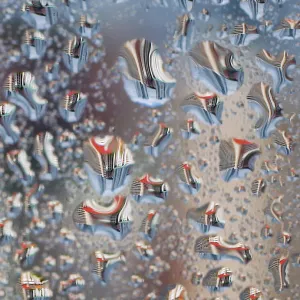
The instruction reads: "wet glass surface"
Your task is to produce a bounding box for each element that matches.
[0,0,300,299]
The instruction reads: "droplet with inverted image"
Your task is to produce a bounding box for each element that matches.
[181,92,223,126]
[272,130,294,155]
[6,149,35,186]
[73,195,133,240]
[144,123,173,157]
[59,227,76,245]
[77,15,100,38]
[21,29,47,60]
[20,271,53,300]
[277,231,292,247]
[59,255,75,271]
[176,162,201,195]
[239,287,263,300]
[203,267,233,291]
[63,36,89,74]
[219,138,260,182]
[21,1,58,30]
[14,242,40,268]
[59,273,85,295]
[180,119,201,139]
[33,132,59,181]
[0,219,17,245]
[189,41,244,95]
[274,19,300,40]
[173,13,195,52]
[84,135,134,196]
[230,23,259,46]
[91,250,125,285]
[59,91,87,123]
[47,200,63,224]
[187,202,225,233]
[268,253,289,292]
[251,178,266,197]
[247,83,283,138]
[130,173,169,204]
[0,102,20,145]
[239,0,267,20]
[4,72,48,121]
[195,235,252,264]
[256,49,296,93]
[118,39,176,108]
[140,210,160,241]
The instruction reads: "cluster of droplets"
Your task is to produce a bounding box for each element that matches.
[0,0,300,299]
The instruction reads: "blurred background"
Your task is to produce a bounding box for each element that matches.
[0,0,299,299]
